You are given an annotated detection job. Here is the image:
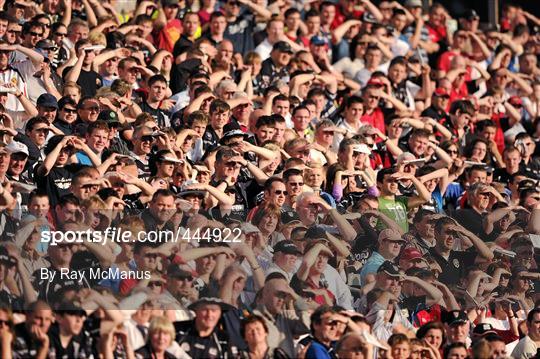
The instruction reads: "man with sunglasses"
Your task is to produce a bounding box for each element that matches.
[159,264,198,320]
[34,134,101,206]
[360,228,405,286]
[53,96,77,135]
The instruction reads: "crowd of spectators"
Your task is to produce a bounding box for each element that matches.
[0,0,538,357]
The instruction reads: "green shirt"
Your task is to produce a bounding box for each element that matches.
[378,196,409,232]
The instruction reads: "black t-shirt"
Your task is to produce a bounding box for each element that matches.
[13,322,52,358]
[62,67,102,98]
[452,208,486,238]
[33,163,87,207]
[429,248,477,286]
[175,320,238,359]
[140,102,171,128]
[48,323,96,359]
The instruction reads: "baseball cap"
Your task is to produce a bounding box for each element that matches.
[377,261,401,276]
[167,264,195,279]
[463,9,479,20]
[366,78,385,87]
[162,0,179,6]
[310,35,328,46]
[363,11,378,24]
[188,297,235,311]
[405,0,422,8]
[241,222,260,234]
[472,323,498,337]
[5,141,28,157]
[220,122,248,144]
[155,150,183,164]
[442,310,469,325]
[36,93,58,109]
[433,88,450,97]
[97,109,120,125]
[272,41,293,54]
[509,96,523,106]
[378,228,404,243]
[177,180,205,198]
[36,39,58,51]
[0,247,15,266]
[55,301,87,317]
[400,247,423,261]
[352,143,371,155]
[273,240,302,255]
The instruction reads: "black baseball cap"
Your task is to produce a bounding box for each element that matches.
[377,261,401,277]
[97,109,120,125]
[442,310,469,326]
[272,41,293,54]
[273,240,302,255]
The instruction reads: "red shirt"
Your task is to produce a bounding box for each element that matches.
[361,108,386,136]
[426,23,447,43]
[437,50,460,72]
[331,6,363,30]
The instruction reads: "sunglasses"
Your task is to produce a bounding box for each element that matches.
[39,23,51,28]
[148,281,163,287]
[0,320,10,326]
[289,182,304,187]
[141,135,156,143]
[274,190,288,195]
[7,30,20,35]
[28,31,43,37]
[55,32,67,37]
[62,108,77,114]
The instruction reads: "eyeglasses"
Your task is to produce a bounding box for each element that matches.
[148,281,163,287]
[83,106,100,112]
[7,30,21,35]
[274,190,288,195]
[62,108,77,114]
[54,32,67,37]
[28,31,43,37]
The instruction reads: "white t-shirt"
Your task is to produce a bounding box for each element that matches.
[254,38,273,61]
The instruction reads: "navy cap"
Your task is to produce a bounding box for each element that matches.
[273,240,302,255]
[310,36,328,46]
[272,41,293,53]
[97,109,120,124]
[442,310,469,325]
[36,93,58,109]
[377,260,401,276]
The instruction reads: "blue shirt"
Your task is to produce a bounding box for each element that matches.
[359,251,385,286]
[305,340,334,359]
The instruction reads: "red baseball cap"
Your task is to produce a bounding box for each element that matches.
[433,88,450,97]
[400,247,423,261]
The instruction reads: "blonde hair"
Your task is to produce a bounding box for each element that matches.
[148,316,175,339]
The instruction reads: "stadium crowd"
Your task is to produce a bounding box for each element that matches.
[0,0,538,357]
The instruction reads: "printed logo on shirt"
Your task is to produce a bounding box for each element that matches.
[453,258,460,268]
